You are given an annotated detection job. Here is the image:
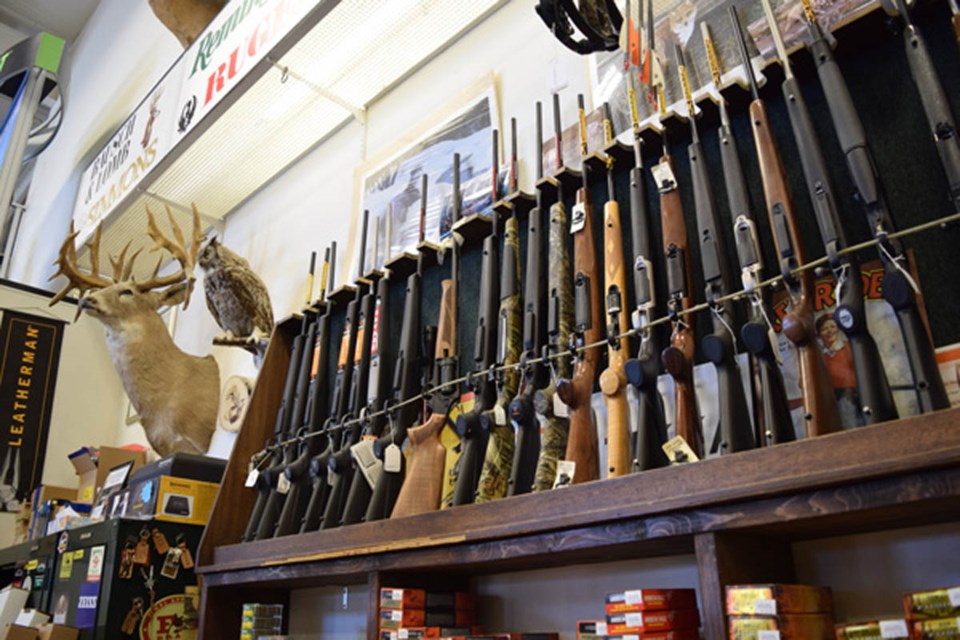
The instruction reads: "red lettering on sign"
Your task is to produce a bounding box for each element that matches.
[814,280,835,312]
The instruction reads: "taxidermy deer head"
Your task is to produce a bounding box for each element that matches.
[49,205,219,457]
[148,0,229,48]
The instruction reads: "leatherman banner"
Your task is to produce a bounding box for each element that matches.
[0,309,65,511]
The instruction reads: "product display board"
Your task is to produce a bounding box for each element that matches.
[0,534,58,614]
[49,519,202,640]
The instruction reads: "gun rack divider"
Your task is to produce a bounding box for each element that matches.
[197,316,960,639]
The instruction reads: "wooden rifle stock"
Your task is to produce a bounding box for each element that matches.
[558,185,602,484]
[477,214,522,503]
[392,276,458,518]
[599,198,632,478]
[658,153,703,459]
[749,100,840,437]
[954,13,960,48]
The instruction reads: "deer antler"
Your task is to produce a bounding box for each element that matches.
[48,222,114,305]
[140,204,204,308]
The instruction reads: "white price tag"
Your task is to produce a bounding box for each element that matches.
[624,612,644,628]
[624,590,644,605]
[244,469,259,487]
[553,394,570,417]
[384,444,402,473]
[595,623,608,636]
[753,599,778,615]
[327,466,336,486]
[757,631,780,640]
[387,610,401,621]
[554,460,576,488]
[949,587,960,607]
[622,635,639,640]
[277,473,291,495]
[879,619,910,638]
[652,160,678,193]
[494,403,507,426]
[398,629,409,639]
[570,203,587,234]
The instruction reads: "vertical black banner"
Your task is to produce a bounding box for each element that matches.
[0,309,65,511]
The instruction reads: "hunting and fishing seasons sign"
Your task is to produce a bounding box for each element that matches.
[0,310,64,511]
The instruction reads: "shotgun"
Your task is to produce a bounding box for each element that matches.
[532,95,575,492]
[509,103,551,496]
[597,103,633,478]
[392,154,463,518]
[762,0,897,427]
[676,44,754,454]
[299,213,368,531]
[451,132,501,507]
[243,303,313,541]
[334,258,392,526]
[800,0,949,414]
[274,245,335,536]
[731,7,841,438]
[556,94,602,484]
[362,177,429,523]
[622,26,669,471]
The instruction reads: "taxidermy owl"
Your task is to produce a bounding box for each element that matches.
[199,237,275,363]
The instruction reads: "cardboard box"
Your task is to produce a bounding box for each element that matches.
[729,613,836,639]
[381,589,427,610]
[606,633,699,640]
[381,609,426,630]
[14,611,48,628]
[0,587,30,630]
[834,619,910,639]
[36,625,78,640]
[0,625,38,640]
[606,589,699,614]
[911,617,960,639]
[124,476,219,525]
[68,447,145,505]
[726,584,834,615]
[378,628,441,639]
[605,608,700,632]
[903,586,960,621]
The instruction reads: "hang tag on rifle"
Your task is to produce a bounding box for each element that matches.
[652,160,678,193]
[553,394,570,418]
[570,203,587,234]
[352,439,382,489]
[277,473,291,495]
[160,548,181,579]
[244,469,259,488]
[384,444,402,473]
[553,460,576,488]
[662,436,700,465]
[494,404,507,426]
[152,529,169,555]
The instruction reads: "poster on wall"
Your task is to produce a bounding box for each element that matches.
[0,310,65,511]
[353,78,501,275]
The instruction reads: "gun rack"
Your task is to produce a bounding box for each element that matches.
[197,318,960,639]
[504,190,537,217]
[326,284,358,307]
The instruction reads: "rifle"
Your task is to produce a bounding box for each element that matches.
[274,245,335,537]
[531,95,575,492]
[509,103,550,496]
[675,44,754,454]
[451,132,501,507]
[800,0,949,414]
[622,36,669,471]
[597,102,632,478]
[761,0,897,426]
[299,212,368,531]
[320,219,380,529]
[391,154,463,518]
[476,158,523,503]
[731,7,841,438]
[556,93,602,484]
[243,302,313,541]
[361,178,429,523]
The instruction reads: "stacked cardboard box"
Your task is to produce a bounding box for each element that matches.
[379,588,478,639]
[577,588,701,639]
[903,585,960,639]
[726,584,835,640]
[834,619,910,639]
[240,603,283,640]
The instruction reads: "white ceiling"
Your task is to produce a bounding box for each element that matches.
[0,0,100,52]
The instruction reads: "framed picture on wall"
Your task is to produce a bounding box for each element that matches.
[350,74,502,279]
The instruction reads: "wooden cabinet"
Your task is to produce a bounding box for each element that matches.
[195,320,960,639]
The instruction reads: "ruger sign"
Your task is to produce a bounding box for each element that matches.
[175,0,317,138]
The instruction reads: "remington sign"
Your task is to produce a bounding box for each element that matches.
[0,310,65,512]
